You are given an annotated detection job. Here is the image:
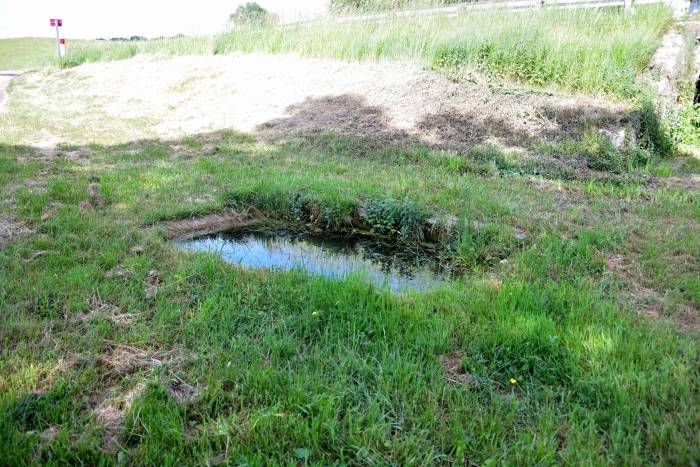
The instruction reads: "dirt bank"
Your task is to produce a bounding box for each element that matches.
[16,54,628,150]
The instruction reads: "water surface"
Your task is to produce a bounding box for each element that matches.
[177,227,449,292]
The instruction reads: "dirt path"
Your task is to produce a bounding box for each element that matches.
[0,70,22,111]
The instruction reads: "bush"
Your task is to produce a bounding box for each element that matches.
[230,2,275,27]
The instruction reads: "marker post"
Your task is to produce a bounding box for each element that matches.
[50,19,63,59]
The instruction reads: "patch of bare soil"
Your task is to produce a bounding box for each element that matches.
[19,54,628,152]
[163,376,203,404]
[76,295,138,326]
[87,340,198,448]
[606,253,699,332]
[675,304,700,332]
[652,179,700,195]
[17,133,95,163]
[441,351,475,387]
[32,129,65,157]
[92,381,146,449]
[161,208,255,240]
[0,215,31,250]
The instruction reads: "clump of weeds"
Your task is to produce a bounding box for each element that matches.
[446,218,518,271]
[364,197,428,241]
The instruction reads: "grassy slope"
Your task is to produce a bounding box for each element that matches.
[0,37,96,71]
[59,5,673,97]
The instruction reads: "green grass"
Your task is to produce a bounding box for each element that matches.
[59,5,673,97]
[1,15,700,464]
[0,37,96,71]
[672,25,700,151]
[1,124,699,464]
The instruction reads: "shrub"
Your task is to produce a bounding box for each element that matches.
[230,2,276,27]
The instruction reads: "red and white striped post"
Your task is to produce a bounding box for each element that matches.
[50,19,63,59]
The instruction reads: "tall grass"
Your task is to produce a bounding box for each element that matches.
[0,38,96,71]
[59,36,216,68]
[60,4,672,97]
[329,0,483,13]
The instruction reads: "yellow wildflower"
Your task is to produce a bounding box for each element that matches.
[312,311,318,316]
[510,378,517,384]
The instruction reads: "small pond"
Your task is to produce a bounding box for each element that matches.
[176,227,450,292]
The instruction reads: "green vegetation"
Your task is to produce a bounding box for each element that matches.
[60,5,672,97]
[1,8,700,465]
[0,37,95,71]
[1,127,699,466]
[230,2,277,27]
[1,129,699,464]
[330,0,419,11]
[329,0,481,12]
[364,197,428,240]
[677,102,700,145]
[673,26,700,149]
[0,37,57,70]
[430,6,670,96]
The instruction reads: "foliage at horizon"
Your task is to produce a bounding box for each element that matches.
[230,2,276,27]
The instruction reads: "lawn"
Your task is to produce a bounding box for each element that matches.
[1,6,699,466]
[0,37,95,71]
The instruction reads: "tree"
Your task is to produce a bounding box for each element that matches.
[230,2,273,27]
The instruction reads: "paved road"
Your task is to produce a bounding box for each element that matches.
[0,71,23,110]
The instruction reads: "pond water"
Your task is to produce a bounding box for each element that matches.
[176,227,450,292]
